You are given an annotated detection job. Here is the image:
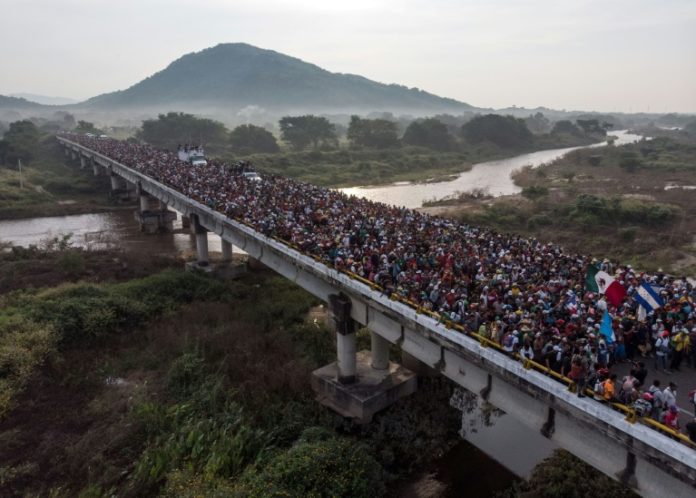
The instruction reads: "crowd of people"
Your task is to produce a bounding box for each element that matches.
[65,133,696,445]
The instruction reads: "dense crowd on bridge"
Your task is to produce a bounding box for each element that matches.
[65,133,696,444]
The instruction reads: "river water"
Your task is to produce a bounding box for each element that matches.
[0,133,644,495]
[341,130,644,208]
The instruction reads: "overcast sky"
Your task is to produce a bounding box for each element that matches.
[2,0,695,113]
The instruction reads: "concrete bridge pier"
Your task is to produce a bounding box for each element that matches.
[109,172,122,191]
[191,215,210,267]
[180,213,191,229]
[79,156,86,169]
[139,193,150,213]
[311,293,417,422]
[92,162,101,176]
[221,239,233,262]
[134,195,176,234]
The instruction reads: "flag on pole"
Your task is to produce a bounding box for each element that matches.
[585,265,626,307]
[633,281,664,312]
[600,309,615,344]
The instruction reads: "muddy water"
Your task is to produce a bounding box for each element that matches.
[341,130,644,208]
[0,210,226,254]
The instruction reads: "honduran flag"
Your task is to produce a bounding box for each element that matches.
[585,264,627,307]
[599,309,615,344]
[634,281,664,312]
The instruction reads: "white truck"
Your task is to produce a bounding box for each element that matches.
[177,145,207,167]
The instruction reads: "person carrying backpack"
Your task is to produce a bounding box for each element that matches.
[648,380,664,420]
[654,331,670,373]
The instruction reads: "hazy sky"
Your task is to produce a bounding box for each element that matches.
[2,0,695,112]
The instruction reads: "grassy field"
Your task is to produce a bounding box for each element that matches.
[0,137,115,220]
[425,132,696,275]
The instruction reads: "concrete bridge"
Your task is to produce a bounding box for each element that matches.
[57,136,696,498]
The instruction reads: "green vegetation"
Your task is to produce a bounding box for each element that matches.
[461,114,534,149]
[279,115,338,150]
[497,450,637,498]
[403,117,456,151]
[229,124,280,154]
[0,120,40,164]
[439,134,696,274]
[0,135,113,219]
[137,112,229,153]
[347,115,399,149]
[0,264,468,497]
[239,146,473,186]
[0,269,224,417]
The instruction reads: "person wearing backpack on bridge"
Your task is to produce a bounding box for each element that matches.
[654,330,670,373]
[648,379,665,421]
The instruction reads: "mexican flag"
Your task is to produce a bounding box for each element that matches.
[585,265,626,307]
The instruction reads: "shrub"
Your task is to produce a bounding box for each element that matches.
[521,185,549,200]
[235,436,382,498]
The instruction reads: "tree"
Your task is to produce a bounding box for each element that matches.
[229,124,279,154]
[1,120,40,164]
[576,119,606,136]
[347,116,399,148]
[137,112,229,152]
[74,120,103,135]
[402,118,456,151]
[279,115,337,150]
[551,120,583,136]
[525,112,551,134]
[461,114,533,149]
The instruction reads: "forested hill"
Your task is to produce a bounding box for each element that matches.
[82,43,476,114]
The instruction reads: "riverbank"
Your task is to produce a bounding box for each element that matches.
[422,131,696,276]
[233,133,601,188]
[0,138,117,221]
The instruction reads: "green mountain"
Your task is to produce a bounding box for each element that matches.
[83,43,475,114]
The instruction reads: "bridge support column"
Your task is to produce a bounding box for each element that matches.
[193,216,209,266]
[332,294,357,384]
[370,331,390,370]
[79,156,86,169]
[110,173,121,191]
[139,194,150,213]
[64,147,69,157]
[311,294,416,422]
[180,213,191,229]
[221,239,233,262]
[92,162,101,176]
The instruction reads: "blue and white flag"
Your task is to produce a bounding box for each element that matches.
[565,293,578,314]
[600,309,615,344]
[634,281,664,312]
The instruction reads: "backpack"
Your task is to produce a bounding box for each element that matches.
[594,380,605,396]
[656,338,669,354]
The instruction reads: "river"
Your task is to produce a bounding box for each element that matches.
[341,130,644,208]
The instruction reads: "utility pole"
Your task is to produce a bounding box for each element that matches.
[18,159,24,189]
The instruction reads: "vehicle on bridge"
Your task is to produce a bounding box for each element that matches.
[177,144,207,167]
